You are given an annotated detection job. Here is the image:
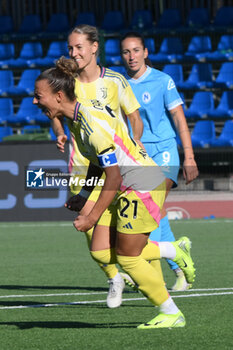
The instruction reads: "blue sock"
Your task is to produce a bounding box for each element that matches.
[160,215,179,271]
[149,222,162,241]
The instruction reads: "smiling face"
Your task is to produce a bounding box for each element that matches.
[121,37,148,78]
[67,32,98,70]
[33,79,63,120]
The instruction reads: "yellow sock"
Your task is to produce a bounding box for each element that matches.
[117,255,169,306]
[141,240,161,260]
[149,260,165,284]
[91,248,117,265]
[85,230,118,279]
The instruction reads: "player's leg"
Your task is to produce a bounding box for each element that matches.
[80,199,125,308]
[148,139,190,291]
[113,182,183,328]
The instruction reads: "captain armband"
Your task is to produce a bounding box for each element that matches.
[97,151,118,168]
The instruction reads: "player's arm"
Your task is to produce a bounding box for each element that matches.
[169,105,199,184]
[127,109,143,142]
[118,76,144,146]
[51,117,67,153]
[73,151,121,232]
[65,162,103,212]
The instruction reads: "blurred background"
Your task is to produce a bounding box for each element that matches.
[0,0,233,221]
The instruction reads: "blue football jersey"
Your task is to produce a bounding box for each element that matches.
[125,67,183,143]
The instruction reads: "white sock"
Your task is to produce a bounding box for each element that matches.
[158,242,176,259]
[112,272,122,283]
[159,297,179,315]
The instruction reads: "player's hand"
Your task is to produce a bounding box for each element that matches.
[183,158,199,184]
[56,134,67,153]
[65,194,88,212]
[135,139,146,151]
[73,215,95,232]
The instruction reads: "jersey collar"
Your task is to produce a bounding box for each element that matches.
[126,66,152,84]
[99,65,105,78]
[73,101,81,121]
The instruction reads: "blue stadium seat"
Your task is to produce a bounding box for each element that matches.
[157,9,182,29]
[149,37,184,63]
[0,98,15,124]
[34,41,68,67]
[184,36,212,62]
[178,63,213,90]
[105,39,122,65]
[0,43,15,68]
[210,120,233,147]
[191,120,216,148]
[0,126,13,142]
[129,10,154,30]
[208,91,233,118]
[108,65,126,74]
[74,12,96,26]
[7,97,45,125]
[45,13,70,33]
[0,70,14,96]
[162,64,184,87]
[8,42,43,68]
[213,62,233,89]
[5,69,41,96]
[145,38,156,54]
[213,6,233,28]
[186,7,210,29]
[0,15,14,35]
[207,35,233,62]
[101,11,125,32]
[17,14,42,34]
[185,91,215,119]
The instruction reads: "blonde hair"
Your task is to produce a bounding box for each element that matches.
[69,24,99,56]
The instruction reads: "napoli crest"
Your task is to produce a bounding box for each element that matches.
[142,91,151,103]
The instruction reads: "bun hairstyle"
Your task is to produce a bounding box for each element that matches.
[36,56,78,101]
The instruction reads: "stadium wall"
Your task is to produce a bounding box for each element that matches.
[0,141,75,222]
[0,142,233,221]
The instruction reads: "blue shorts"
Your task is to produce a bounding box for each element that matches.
[144,138,180,186]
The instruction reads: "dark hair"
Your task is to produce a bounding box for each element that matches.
[36,56,77,101]
[68,24,99,56]
[120,31,153,67]
[120,31,146,49]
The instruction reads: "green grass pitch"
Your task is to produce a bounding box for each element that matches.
[0,219,232,350]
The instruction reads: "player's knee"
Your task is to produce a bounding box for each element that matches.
[90,249,117,265]
[116,254,140,272]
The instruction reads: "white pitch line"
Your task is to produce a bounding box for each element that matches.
[0,222,72,228]
[0,287,232,299]
[0,219,233,229]
[0,291,232,310]
[0,291,108,299]
[171,287,233,292]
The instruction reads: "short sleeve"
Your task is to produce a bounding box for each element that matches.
[163,74,183,111]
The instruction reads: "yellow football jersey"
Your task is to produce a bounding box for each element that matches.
[67,101,164,193]
[69,66,140,174]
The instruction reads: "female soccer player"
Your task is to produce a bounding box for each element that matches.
[120,32,199,291]
[51,25,143,307]
[33,57,195,329]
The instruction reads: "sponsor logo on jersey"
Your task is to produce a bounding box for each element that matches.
[167,79,175,90]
